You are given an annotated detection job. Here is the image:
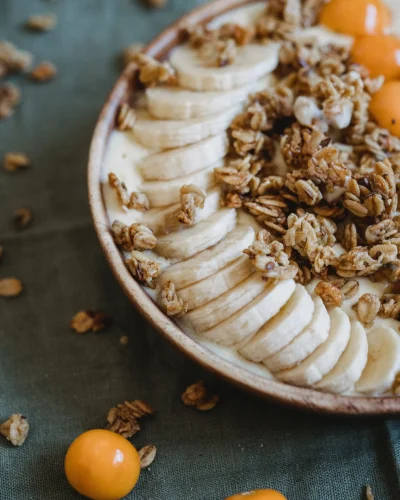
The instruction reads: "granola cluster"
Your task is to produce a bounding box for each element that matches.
[108,172,149,211]
[133,53,177,87]
[106,400,153,438]
[160,281,188,318]
[173,184,207,226]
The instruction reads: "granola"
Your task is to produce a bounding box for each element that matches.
[30,61,57,82]
[138,445,157,468]
[108,172,149,210]
[160,281,188,318]
[126,251,161,288]
[174,184,207,225]
[111,220,156,251]
[356,293,381,328]
[106,400,153,438]
[314,280,343,307]
[25,14,57,32]
[70,310,112,333]
[133,53,176,87]
[0,278,23,298]
[181,381,219,411]
[0,414,29,446]
[0,83,21,119]
[0,41,32,75]
[116,103,136,131]
[3,152,30,172]
[13,208,33,230]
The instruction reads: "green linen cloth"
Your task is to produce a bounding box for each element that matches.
[0,0,399,498]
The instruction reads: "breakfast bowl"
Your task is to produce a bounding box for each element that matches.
[88,0,400,415]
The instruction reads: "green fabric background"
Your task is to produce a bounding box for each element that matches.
[1,0,400,498]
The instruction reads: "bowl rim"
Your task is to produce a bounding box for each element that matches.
[88,0,400,416]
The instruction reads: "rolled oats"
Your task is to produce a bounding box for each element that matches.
[108,172,149,210]
[380,294,400,320]
[106,400,153,438]
[116,103,136,131]
[160,281,188,318]
[0,83,21,120]
[314,280,344,307]
[342,223,358,251]
[356,293,380,327]
[138,445,157,469]
[111,220,156,251]
[133,53,176,87]
[126,251,162,288]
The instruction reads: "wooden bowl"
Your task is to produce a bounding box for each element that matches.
[88,0,400,416]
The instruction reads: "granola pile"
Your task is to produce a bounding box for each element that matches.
[213,0,400,327]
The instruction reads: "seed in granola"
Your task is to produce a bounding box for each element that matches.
[0,414,29,446]
[181,381,219,411]
[0,278,23,298]
[0,83,21,120]
[160,281,188,318]
[13,208,33,230]
[314,280,344,307]
[356,293,381,328]
[117,103,136,131]
[70,310,112,334]
[25,13,57,31]
[106,400,153,438]
[30,61,57,82]
[138,445,157,469]
[3,152,30,172]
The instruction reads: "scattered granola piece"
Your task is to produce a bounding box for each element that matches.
[366,485,374,500]
[126,251,161,288]
[160,281,188,318]
[133,53,176,87]
[70,310,111,334]
[25,13,57,32]
[146,0,167,8]
[181,381,219,411]
[116,103,136,131]
[314,280,343,307]
[30,61,57,82]
[13,208,33,230]
[119,335,129,345]
[0,414,29,446]
[138,444,157,469]
[3,152,30,172]
[106,400,153,438]
[122,43,144,66]
[174,184,206,225]
[0,83,21,119]
[0,278,23,298]
[356,293,381,328]
[111,220,156,251]
[0,41,33,75]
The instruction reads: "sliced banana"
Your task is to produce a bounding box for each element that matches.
[139,133,228,181]
[170,43,279,91]
[184,273,267,333]
[356,327,400,395]
[264,297,330,373]
[155,208,236,262]
[159,224,255,289]
[133,108,240,149]
[178,255,254,311]
[143,186,221,234]
[239,285,315,362]
[315,321,368,394]
[146,78,271,120]
[201,279,296,347]
[276,308,351,387]
[141,164,216,207]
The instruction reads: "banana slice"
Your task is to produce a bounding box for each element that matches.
[201,279,296,347]
[133,108,240,149]
[141,164,216,207]
[143,186,222,234]
[277,308,351,387]
[264,297,330,373]
[146,78,271,120]
[184,273,267,333]
[139,133,228,181]
[170,43,279,91]
[178,256,254,311]
[155,208,236,262]
[315,321,368,394]
[159,224,255,289]
[355,327,400,395]
[239,285,315,362]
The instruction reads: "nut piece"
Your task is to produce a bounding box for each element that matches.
[30,61,57,82]
[25,14,57,32]
[138,444,157,469]
[0,278,23,298]
[160,281,188,318]
[0,414,29,446]
[181,381,219,411]
[356,293,381,328]
[13,208,33,230]
[111,220,156,251]
[117,103,136,131]
[3,153,30,172]
[106,400,153,438]
[70,310,112,333]
[314,281,343,307]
